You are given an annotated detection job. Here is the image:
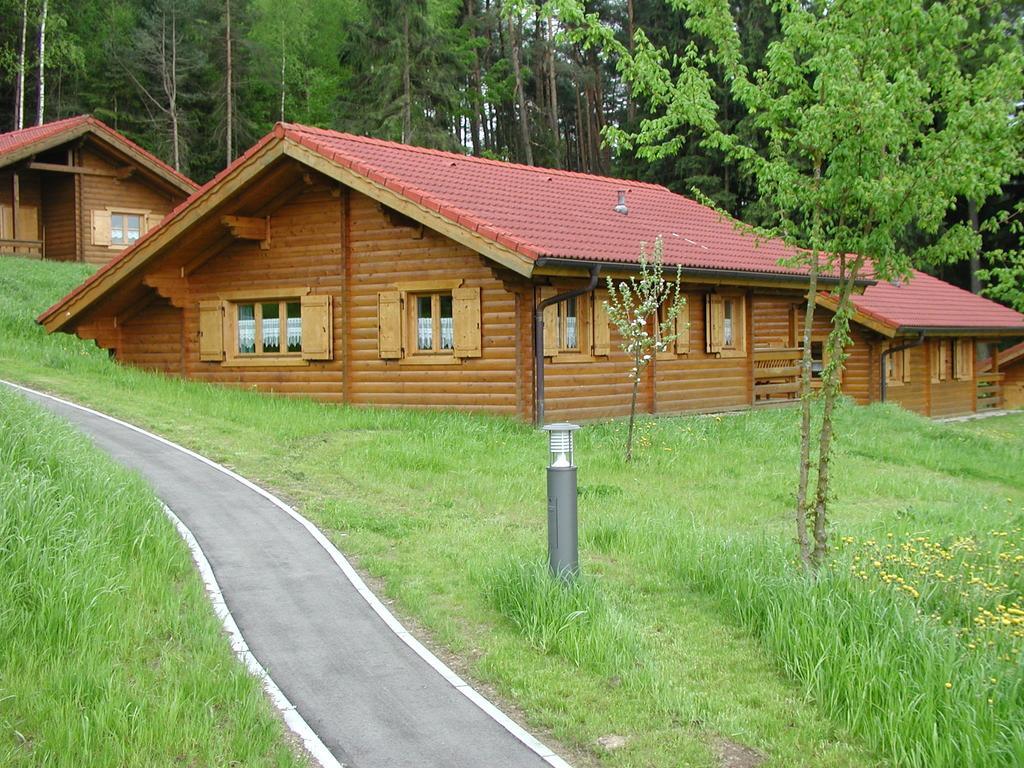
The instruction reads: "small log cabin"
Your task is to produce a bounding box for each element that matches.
[38,123,1024,422]
[0,116,197,263]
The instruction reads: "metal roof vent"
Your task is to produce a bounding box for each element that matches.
[613,190,628,215]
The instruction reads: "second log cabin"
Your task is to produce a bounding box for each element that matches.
[37,124,1024,421]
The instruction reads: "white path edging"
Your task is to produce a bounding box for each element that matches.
[160,504,344,768]
[3,380,571,768]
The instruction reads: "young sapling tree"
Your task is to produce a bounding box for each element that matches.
[605,237,686,461]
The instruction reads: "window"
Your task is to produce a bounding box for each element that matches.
[930,340,948,383]
[412,292,455,354]
[235,300,303,356]
[886,344,909,386]
[110,213,143,246]
[656,298,690,358]
[706,294,746,358]
[91,208,154,248]
[377,284,481,362]
[540,287,594,359]
[559,296,580,352]
[953,339,974,381]
[198,292,332,365]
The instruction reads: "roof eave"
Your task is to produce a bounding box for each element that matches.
[896,326,1024,338]
[534,257,875,290]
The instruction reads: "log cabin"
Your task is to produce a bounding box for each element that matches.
[0,116,197,263]
[37,123,1024,422]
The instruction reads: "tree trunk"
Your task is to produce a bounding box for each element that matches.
[279,32,286,122]
[968,198,981,294]
[545,16,560,167]
[509,15,533,166]
[167,9,181,172]
[36,0,48,125]
[465,0,482,155]
[625,0,635,126]
[225,0,233,165]
[626,362,640,462]
[402,10,412,143]
[15,0,28,129]
[809,255,864,567]
[794,256,818,570]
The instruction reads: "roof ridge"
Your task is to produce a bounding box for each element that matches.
[279,122,670,191]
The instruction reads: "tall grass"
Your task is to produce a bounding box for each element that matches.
[678,532,1024,768]
[0,388,305,767]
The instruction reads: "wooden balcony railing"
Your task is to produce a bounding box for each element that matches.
[977,372,1004,412]
[0,238,44,258]
[753,346,803,405]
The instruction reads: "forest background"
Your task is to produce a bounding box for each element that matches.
[1,0,1021,297]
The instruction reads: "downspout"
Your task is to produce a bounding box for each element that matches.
[534,264,602,426]
[879,332,925,403]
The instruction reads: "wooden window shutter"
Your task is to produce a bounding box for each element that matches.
[676,301,690,354]
[453,286,482,358]
[198,300,224,361]
[592,289,611,356]
[301,294,333,360]
[378,291,402,359]
[541,288,558,356]
[145,213,161,233]
[902,348,911,384]
[91,210,111,246]
[706,294,724,354]
[955,340,973,380]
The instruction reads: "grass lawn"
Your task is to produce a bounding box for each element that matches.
[0,379,307,765]
[3,255,1023,767]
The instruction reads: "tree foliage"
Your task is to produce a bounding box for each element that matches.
[583,0,1024,565]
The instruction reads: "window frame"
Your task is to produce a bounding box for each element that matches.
[407,290,456,357]
[708,293,748,359]
[110,212,144,246]
[953,338,974,381]
[930,339,949,383]
[222,289,310,368]
[557,295,582,353]
[886,344,908,387]
[99,206,154,250]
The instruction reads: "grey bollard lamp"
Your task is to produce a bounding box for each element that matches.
[543,422,580,580]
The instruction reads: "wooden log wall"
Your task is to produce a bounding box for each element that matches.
[117,296,184,374]
[184,182,346,401]
[79,145,179,265]
[929,341,977,417]
[346,192,520,415]
[41,173,76,261]
[1003,361,1024,410]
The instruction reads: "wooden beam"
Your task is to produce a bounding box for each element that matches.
[181,234,236,276]
[27,161,132,178]
[12,172,19,240]
[221,215,270,248]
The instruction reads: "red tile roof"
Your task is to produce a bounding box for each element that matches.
[0,115,197,190]
[283,124,808,277]
[37,122,1024,336]
[849,269,1024,333]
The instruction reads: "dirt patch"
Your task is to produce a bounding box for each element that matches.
[712,736,766,768]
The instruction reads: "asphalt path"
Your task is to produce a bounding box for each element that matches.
[9,384,565,768]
